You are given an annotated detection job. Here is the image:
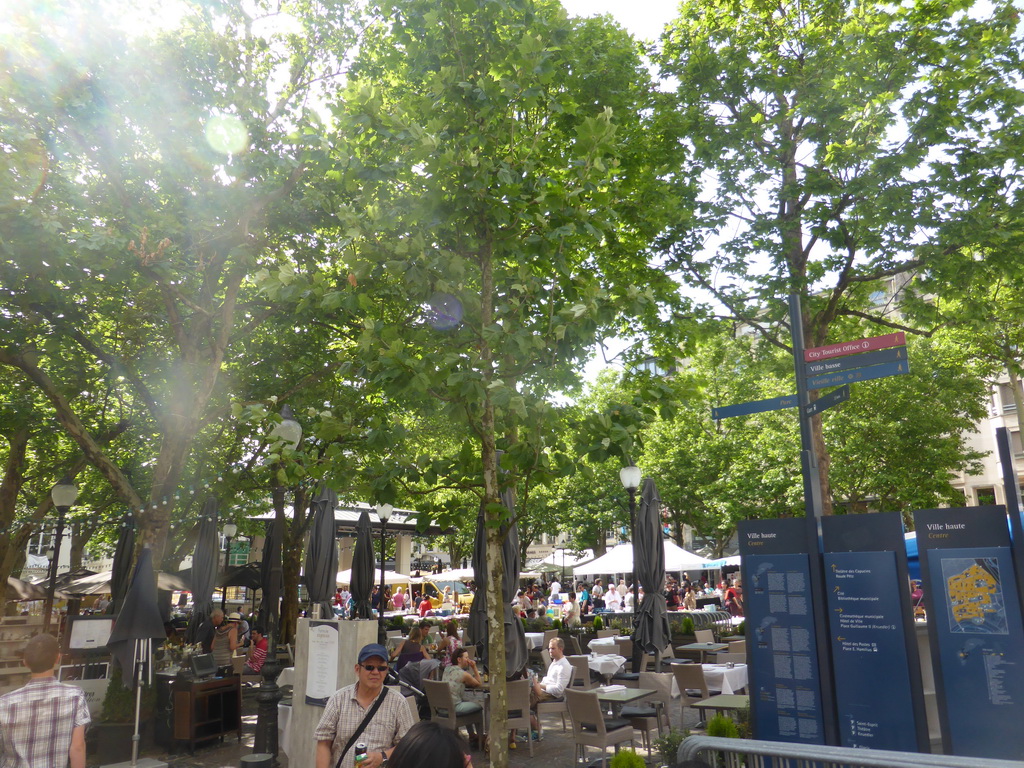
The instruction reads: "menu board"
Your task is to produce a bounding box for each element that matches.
[916,506,1024,760]
[740,518,827,744]
[305,620,340,706]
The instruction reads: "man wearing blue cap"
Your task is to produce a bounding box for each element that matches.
[314,643,415,768]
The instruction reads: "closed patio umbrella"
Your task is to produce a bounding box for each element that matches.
[109,512,136,615]
[632,478,670,671]
[350,508,375,620]
[106,546,166,766]
[467,503,488,662]
[500,488,529,677]
[305,485,339,619]
[259,519,282,631]
[186,497,219,644]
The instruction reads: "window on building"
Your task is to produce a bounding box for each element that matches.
[27,530,55,557]
[228,540,250,567]
[999,383,1021,412]
[1012,430,1023,457]
[976,487,997,506]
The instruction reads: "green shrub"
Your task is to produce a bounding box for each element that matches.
[387,615,406,630]
[706,714,739,739]
[552,618,562,630]
[735,620,745,635]
[101,666,156,723]
[592,615,604,631]
[609,748,645,768]
[680,615,695,635]
[652,728,688,764]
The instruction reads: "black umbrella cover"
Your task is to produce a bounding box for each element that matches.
[500,488,529,677]
[186,497,219,644]
[109,512,136,615]
[259,519,283,633]
[632,478,670,660]
[467,503,488,662]
[107,547,166,689]
[350,509,375,620]
[305,486,339,619]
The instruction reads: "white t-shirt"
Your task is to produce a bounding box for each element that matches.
[605,587,622,611]
[540,656,572,697]
[592,583,604,598]
[549,580,561,598]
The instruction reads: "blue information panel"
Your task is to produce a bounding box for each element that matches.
[744,551,826,743]
[916,506,1024,760]
[824,551,920,751]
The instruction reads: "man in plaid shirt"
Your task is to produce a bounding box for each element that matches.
[0,633,90,768]
[314,643,414,768]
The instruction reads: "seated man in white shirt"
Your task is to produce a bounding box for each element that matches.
[530,637,571,733]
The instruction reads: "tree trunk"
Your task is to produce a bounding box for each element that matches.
[479,239,509,768]
[0,428,29,588]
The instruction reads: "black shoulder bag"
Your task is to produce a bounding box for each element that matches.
[334,687,389,768]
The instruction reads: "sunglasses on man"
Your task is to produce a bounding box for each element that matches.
[361,664,389,672]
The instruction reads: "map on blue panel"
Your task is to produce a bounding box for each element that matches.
[940,557,1008,635]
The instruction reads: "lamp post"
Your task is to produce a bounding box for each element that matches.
[619,465,642,619]
[255,405,301,765]
[221,521,237,610]
[45,477,78,632]
[376,503,394,644]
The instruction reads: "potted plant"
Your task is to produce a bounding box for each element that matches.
[89,667,157,764]
[652,728,688,766]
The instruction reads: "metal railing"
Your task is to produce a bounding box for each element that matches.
[678,736,1023,768]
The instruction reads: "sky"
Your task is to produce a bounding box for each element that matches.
[559,0,680,41]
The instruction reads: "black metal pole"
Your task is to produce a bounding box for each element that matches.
[628,487,639,618]
[378,520,387,644]
[43,506,68,633]
[255,482,284,765]
[220,533,233,611]
[789,293,823,518]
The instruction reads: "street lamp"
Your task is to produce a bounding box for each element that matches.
[376,503,394,644]
[255,405,302,765]
[45,476,78,632]
[221,521,238,610]
[619,464,642,616]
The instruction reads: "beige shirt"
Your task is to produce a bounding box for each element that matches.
[313,684,414,768]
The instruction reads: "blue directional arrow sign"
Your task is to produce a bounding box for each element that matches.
[712,394,798,420]
[804,384,850,417]
[807,359,909,391]
[804,345,907,378]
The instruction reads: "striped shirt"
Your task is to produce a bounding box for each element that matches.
[0,677,90,768]
[313,684,414,768]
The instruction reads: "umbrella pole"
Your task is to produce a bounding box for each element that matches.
[131,637,147,767]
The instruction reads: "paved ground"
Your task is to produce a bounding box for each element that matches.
[107,685,707,768]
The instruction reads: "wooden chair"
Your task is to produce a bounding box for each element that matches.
[566,689,634,768]
[542,629,558,648]
[540,649,552,671]
[567,655,595,690]
[568,635,583,656]
[505,678,533,757]
[621,672,672,753]
[535,665,575,736]
[423,679,484,740]
[614,637,633,659]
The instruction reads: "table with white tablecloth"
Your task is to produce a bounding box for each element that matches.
[278,702,292,757]
[587,636,631,654]
[701,662,747,695]
[278,666,296,688]
[524,632,545,650]
[587,653,626,681]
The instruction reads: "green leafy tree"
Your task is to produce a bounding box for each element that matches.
[257,2,684,762]
[655,0,1024,514]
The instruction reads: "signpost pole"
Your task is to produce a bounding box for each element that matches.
[788,293,823,518]
[996,426,1024,616]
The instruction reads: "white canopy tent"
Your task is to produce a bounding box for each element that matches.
[703,555,741,568]
[432,567,476,581]
[572,540,713,577]
[336,568,410,586]
[526,548,595,572]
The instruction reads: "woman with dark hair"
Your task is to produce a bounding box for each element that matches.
[438,620,460,667]
[389,720,470,768]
